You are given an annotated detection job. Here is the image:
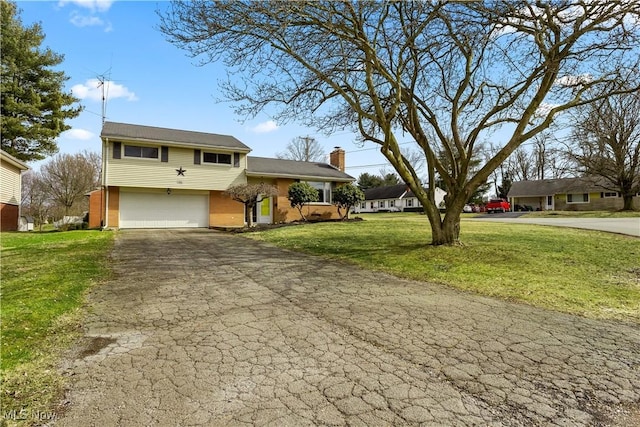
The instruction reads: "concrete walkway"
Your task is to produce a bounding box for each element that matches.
[472,215,640,237]
[58,230,640,426]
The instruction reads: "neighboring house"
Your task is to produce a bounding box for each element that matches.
[354,183,446,213]
[508,177,639,211]
[93,122,354,229]
[0,149,29,231]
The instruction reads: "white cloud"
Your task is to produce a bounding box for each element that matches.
[62,128,95,140]
[69,11,104,28]
[58,0,114,13]
[555,74,593,87]
[251,120,279,134]
[534,102,560,118]
[71,79,138,102]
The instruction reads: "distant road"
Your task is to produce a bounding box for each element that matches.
[472,215,640,237]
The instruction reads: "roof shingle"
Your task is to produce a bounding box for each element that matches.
[246,156,354,181]
[508,177,611,197]
[101,122,251,152]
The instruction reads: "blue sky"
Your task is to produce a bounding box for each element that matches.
[18,0,392,176]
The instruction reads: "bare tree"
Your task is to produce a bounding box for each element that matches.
[225,182,278,227]
[568,85,640,210]
[21,170,51,230]
[277,136,325,162]
[40,151,101,217]
[160,1,640,245]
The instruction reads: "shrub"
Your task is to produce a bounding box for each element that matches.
[333,184,365,219]
[288,182,319,220]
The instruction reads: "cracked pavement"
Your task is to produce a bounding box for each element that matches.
[57,229,640,426]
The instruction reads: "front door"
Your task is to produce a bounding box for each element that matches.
[256,196,272,224]
[545,195,554,210]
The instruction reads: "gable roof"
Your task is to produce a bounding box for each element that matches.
[246,156,354,182]
[363,184,446,200]
[101,122,251,152]
[363,184,409,200]
[0,149,29,171]
[508,177,611,197]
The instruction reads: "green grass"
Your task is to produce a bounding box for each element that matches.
[246,213,640,323]
[1,230,114,421]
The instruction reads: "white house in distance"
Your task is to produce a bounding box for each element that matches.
[0,149,29,231]
[355,183,446,213]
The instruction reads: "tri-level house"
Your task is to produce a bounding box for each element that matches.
[90,122,354,229]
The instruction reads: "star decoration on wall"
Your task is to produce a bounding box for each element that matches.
[176,167,186,176]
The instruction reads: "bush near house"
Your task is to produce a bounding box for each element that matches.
[333,184,365,219]
[288,182,319,221]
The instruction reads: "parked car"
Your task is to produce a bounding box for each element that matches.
[514,204,534,212]
[486,199,511,213]
[463,204,473,213]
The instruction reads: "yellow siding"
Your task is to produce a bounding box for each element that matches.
[106,144,247,190]
[0,159,21,205]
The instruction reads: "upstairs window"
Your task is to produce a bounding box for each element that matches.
[202,152,232,165]
[124,145,158,159]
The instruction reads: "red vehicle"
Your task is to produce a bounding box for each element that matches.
[486,199,511,213]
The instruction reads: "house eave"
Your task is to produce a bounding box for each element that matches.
[101,135,252,153]
[0,150,29,170]
[246,171,353,182]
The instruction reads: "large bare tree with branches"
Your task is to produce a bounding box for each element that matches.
[568,85,640,210]
[160,0,639,245]
[40,151,101,217]
[277,136,326,162]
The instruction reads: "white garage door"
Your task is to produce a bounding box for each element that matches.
[119,191,209,228]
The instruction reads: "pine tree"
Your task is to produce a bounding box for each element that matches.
[1,1,82,162]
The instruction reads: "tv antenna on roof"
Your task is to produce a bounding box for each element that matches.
[95,68,112,124]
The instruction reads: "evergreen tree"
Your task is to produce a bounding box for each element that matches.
[1,1,82,162]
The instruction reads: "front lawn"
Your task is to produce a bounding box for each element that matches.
[245,213,640,323]
[1,230,114,421]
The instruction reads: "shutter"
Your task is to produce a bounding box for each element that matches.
[161,146,168,162]
[600,192,604,198]
[234,152,240,168]
[113,142,121,159]
[194,149,201,165]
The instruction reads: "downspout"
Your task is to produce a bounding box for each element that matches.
[102,137,109,229]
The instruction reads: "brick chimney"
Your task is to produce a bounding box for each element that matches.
[329,147,345,172]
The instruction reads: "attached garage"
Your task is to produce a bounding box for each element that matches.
[119,189,209,228]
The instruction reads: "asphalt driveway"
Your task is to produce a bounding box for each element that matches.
[58,230,639,426]
[472,215,640,237]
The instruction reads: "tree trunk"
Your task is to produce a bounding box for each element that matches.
[246,202,254,227]
[429,212,462,246]
[622,194,635,211]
